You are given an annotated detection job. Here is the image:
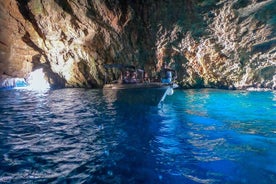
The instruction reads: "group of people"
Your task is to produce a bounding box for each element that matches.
[121,64,176,84]
[122,70,137,84]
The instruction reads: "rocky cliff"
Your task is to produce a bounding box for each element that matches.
[0,0,275,89]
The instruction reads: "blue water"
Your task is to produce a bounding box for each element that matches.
[0,88,275,183]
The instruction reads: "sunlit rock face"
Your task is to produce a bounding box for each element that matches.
[189,0,276,89]
[0,0,275,89]
[147,0,276,89]
[0,0,132,88]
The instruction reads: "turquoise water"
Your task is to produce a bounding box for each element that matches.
[0,88,275,183]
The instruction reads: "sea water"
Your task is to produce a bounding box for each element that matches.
[0,88,275,183]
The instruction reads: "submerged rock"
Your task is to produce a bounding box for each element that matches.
[0,0,275,89]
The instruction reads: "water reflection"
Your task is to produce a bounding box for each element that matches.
[1,88,276,183]
[273,90,276,103]
[155,102,228,183]
[154,89,276,183]
[184,89,210,117]
[102,88,118,104]
[0,89,125,183]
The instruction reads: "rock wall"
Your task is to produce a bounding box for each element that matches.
[158,0,276,89]
[0,0,275,89]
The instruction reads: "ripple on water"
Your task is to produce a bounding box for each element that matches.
[0,88,275,183]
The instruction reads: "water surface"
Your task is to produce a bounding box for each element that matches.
[0,88,275,183]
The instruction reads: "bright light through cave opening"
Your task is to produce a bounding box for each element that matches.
[27,68,50,91]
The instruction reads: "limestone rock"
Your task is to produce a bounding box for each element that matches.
[0,0,275,89]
